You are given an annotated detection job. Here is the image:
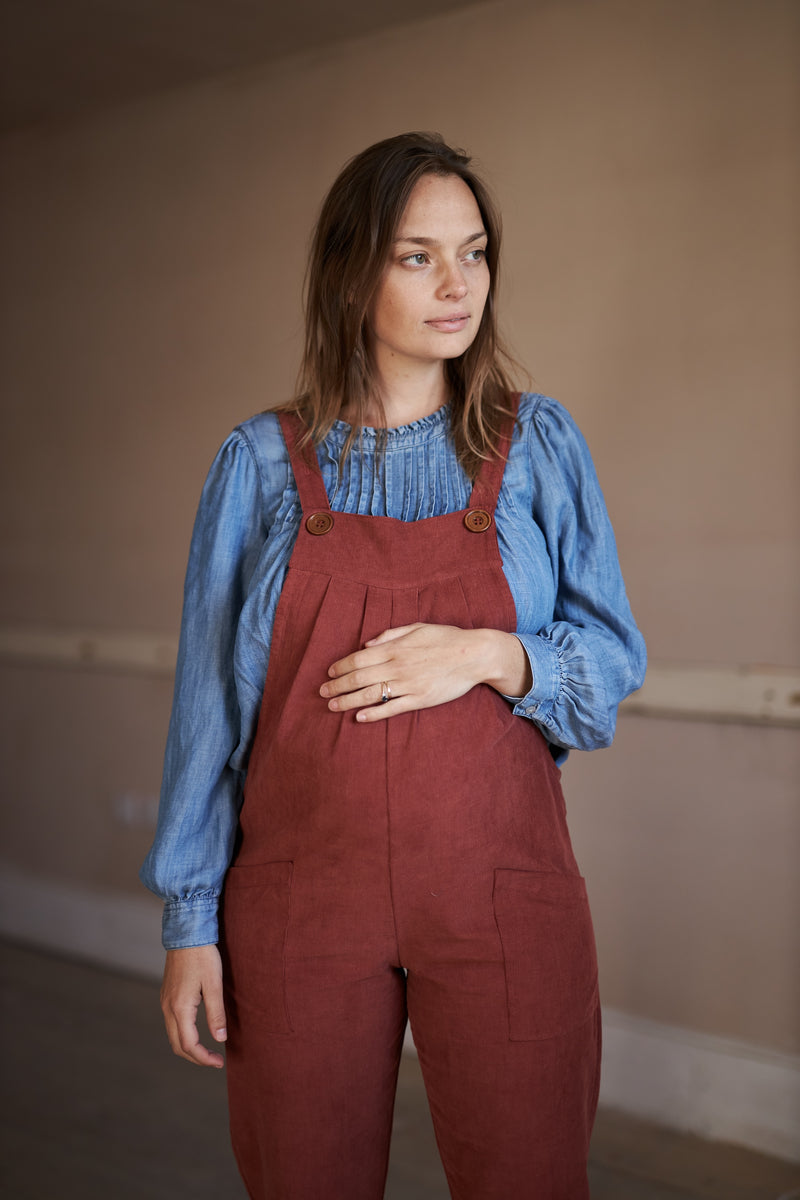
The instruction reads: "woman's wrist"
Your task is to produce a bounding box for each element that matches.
[476,629,532,699]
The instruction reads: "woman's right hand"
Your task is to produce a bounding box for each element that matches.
[160,944,227,1068]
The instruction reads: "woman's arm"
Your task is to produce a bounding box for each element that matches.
[507,397,647,752]
[140,430,267,949]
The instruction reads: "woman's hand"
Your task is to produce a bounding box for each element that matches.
[320,623,532,722]
[160,944,227,1068]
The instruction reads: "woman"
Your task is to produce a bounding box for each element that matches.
[142,131,646,1199]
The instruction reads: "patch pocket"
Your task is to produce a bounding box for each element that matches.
[493,868,598,1041]
[220,860,294,1034]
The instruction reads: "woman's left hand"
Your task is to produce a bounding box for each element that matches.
[320,623,531,722]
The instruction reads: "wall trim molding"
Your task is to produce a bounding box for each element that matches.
[1,864,798,1163]
[0,626,179,676]
[1,626,798,726]
[0,863,165,978]
[623,660,800,727]
[598,1006,800,1164]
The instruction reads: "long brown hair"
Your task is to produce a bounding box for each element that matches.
[288,132,520,476]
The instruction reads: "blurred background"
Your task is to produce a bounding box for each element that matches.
[0,0,798,1189]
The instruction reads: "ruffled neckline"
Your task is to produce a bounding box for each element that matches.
[325,404,450,449]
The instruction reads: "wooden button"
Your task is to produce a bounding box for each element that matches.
[464,509,492,532]
[305,512,334,535]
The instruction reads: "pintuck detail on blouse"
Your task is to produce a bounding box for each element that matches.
[140,393,647,949]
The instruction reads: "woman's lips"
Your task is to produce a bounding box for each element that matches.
[425,315,470,332]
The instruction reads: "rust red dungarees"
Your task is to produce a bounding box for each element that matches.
[220,402,601,1199]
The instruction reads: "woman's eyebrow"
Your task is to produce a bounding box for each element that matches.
[392,230,487,247]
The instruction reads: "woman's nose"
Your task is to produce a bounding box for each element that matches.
[439,263,468,299]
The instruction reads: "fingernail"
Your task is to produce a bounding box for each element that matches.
[215,1028,227,1041]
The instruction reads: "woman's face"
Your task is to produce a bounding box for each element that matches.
[368,173,490,379]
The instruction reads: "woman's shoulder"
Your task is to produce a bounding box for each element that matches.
[227,408,291,475]
[509,393,600,503]
[516,392,588,453]
[233,407,286,445]
[194,410,292,519]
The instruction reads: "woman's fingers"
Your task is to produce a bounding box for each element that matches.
[325,624,424,683]
[364,624,421,647]
[320,623,480,719]
[160,945,227,1069]
[321,676,397,714]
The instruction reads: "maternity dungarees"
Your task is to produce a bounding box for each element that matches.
[220,402,601,1199]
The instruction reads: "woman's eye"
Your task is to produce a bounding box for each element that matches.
[464,248,487,263]
[401,252,429,266]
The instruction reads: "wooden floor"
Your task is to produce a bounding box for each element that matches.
[1,940,797,1199]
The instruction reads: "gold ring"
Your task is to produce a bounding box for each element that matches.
[380,681,392,703]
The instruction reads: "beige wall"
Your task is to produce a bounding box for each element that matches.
[1,0,798,1065]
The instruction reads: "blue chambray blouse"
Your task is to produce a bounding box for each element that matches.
[141,393,646,949]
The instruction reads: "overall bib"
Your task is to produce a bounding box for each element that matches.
[220,403,601,1199]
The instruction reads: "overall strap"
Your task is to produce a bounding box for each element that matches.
[277,411,331,514]
[467,393,520,513]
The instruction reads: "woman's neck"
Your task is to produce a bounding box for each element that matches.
[357,359,448,428]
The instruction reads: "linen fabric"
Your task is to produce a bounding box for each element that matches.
[221,404,600,1198]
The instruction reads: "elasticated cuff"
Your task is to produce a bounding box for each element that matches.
[511,632,561,720]
[161,894,219,950]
